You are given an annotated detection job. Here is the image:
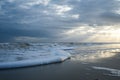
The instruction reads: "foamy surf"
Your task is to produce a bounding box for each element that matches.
[92,66,120,76]
[0,43,71,69]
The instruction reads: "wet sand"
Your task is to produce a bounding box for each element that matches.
[0,54,120,80]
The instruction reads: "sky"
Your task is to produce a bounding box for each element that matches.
[0,0,120,42]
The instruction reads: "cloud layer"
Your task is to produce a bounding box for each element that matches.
[0,0,120,42]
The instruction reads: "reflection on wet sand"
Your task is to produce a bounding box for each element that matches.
[71,49,120,62]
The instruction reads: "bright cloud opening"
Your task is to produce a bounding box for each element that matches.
[52,5,72,15]
[63,25,120,42]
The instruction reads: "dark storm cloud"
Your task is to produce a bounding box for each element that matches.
[0,23,51,42]
[71,0,119,25]
[0,0,120,42]
[100,12,120,24]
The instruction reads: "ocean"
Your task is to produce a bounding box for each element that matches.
[0,43,120,80]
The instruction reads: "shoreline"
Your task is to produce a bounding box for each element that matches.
[0,56,120,80]
[0,57,71,70]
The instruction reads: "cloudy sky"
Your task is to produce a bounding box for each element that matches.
[0,0,120,42]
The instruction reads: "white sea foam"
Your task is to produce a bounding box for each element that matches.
[0,43,71,69]
[92,66,120,76]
